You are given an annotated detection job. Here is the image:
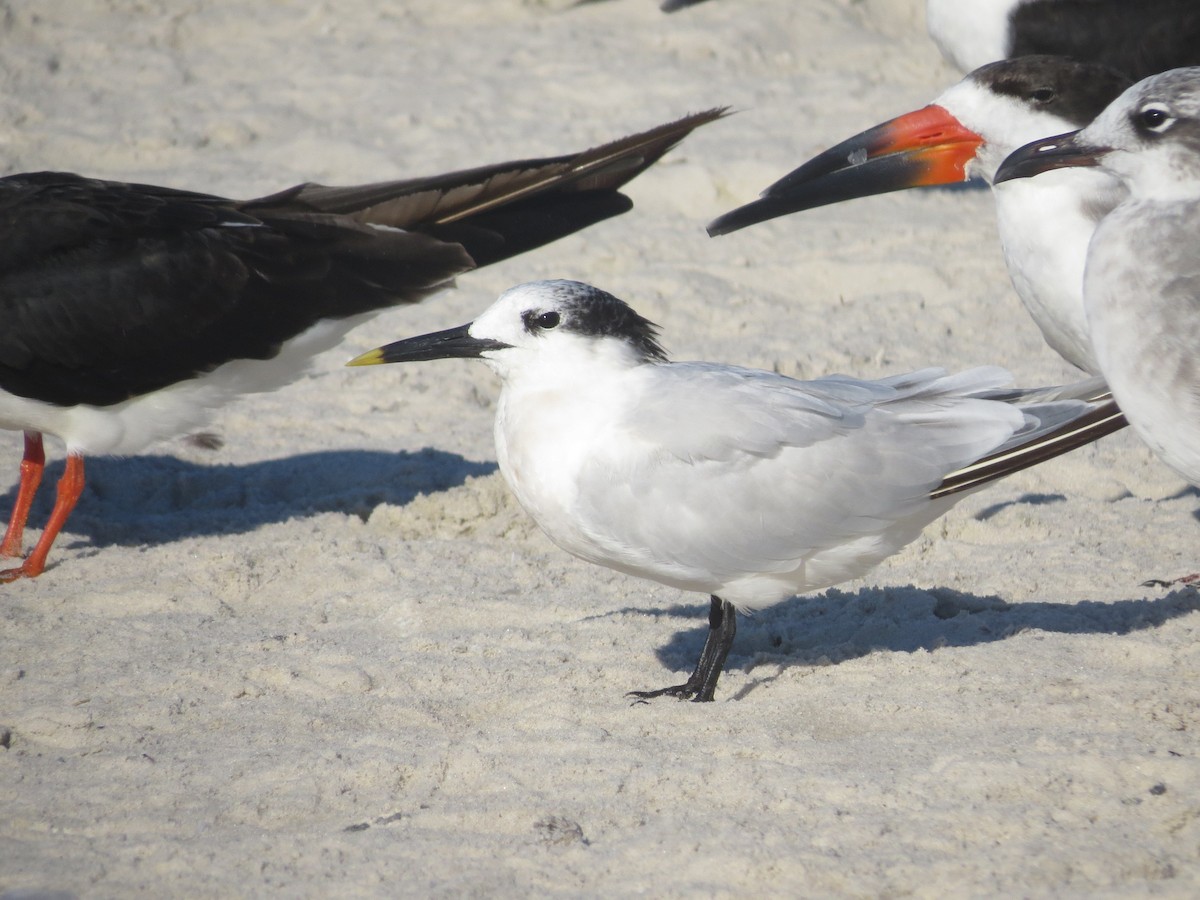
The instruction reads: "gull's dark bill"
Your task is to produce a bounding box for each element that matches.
[994,129,1106,183]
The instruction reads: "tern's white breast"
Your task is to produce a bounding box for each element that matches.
[493,359,1018,611]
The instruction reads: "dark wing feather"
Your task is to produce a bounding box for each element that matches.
[1010,0,1200,80]
[0,108,724,407]
[248,106,727,255]
[0,173,470,405]
[0,172,253,270]
[932,380,1127,499]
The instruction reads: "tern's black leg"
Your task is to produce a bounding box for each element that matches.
[628,595,736,703]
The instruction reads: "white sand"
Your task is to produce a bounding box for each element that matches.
[2,0,1199,895]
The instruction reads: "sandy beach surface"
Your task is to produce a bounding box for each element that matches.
[3,0,1199,895]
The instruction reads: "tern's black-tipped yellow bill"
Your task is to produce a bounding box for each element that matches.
[347,323,512,367]
[346,348,386,367]
[993,129,1104,184]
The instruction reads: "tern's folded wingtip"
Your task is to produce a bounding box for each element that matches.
[346,348,384,367]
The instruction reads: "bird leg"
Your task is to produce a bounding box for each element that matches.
[1142,573,1200,589]
[1,432,46,558]
[628,595,736,703]
[0,452,84,582]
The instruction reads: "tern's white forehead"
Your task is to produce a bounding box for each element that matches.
[470,280,585,342]
[468,280,667,363]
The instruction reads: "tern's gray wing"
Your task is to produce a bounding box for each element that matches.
[622,363,1021,461]
[572,364,1026,607]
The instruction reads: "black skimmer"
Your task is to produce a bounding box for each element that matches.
[348,279,1122,701]
[995,68,1200,489]
[927,0,1200,79]
[0,108,724,582]
[708,56,1130,374]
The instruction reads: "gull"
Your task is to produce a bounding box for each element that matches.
[995,67,1200,487]
[927,0,1200,78]
[349,279,1124,701]
[709,56,1131,374]
[0,109,723,581]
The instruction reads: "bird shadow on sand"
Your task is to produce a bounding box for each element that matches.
[3,449,497,548]
[974,491,1066,521]
[1164,484,1200,522]
[624,583,1200,697]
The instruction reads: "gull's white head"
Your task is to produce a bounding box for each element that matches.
[1084,67,1200,197]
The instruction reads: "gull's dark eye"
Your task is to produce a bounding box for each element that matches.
[1030,87,1055,103]
[522,308,561,333]
[1136,104,1175,134]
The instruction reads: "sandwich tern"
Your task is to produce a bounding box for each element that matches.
[350,279,1124,701]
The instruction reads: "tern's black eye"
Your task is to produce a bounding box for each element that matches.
[522,309,561,333]
[1135,104,1175,134]
[1030,87,1055,103]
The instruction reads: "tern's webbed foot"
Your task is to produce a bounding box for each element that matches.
[626,679,713,703]
[627,595,734,704]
